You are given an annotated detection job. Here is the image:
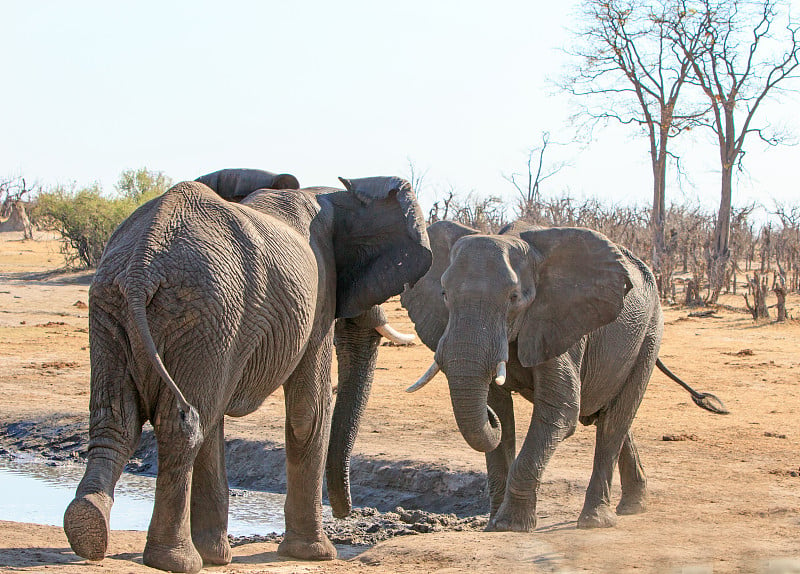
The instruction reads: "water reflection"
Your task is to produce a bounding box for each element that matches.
[0,456,285,536]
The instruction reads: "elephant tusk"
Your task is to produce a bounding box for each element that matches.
[406,362,440,393]
[376,323,416,345]
[494,361,507,386]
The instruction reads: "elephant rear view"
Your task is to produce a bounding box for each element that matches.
[64,178,431,574]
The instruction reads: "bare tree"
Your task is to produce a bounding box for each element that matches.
[728,203,759,292]
[427,187,456,224]
[502,131,568,219]
[772,273,788,320]
[451,193,509,233]
[772,202,800,290]
[563,0,707,298]
[744,272,771,319]
[406,157,429,198]
[675,0,800,303]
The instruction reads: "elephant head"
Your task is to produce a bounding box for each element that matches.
[402,221,630,453]
[319,176,431,516]
[196,168,300,202]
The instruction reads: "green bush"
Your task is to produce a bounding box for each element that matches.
[32,168,173,268]
[116,167,172,203]
[33,185,136,268]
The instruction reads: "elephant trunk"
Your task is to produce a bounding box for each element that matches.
[447,375,502,452]
[325,307,384,518]
[437,316,506,453]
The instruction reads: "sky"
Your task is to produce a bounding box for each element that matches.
[2,1,798,221]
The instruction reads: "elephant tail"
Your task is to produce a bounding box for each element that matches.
[126,281,202,446]
[655,358,729,414]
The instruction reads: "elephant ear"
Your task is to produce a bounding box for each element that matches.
[516,227,632,367]
[329,177,432,319]
[400,220,478,351]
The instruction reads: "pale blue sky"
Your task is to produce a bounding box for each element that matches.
[2,1,797,219]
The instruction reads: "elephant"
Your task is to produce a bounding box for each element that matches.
[401,220,726,532]
[63,177,432,573]
[195,167,417,517]
[195,167,300,202]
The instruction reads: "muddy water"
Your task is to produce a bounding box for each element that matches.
[0,455,288,536]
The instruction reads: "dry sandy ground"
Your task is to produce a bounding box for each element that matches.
[1,230,799,573]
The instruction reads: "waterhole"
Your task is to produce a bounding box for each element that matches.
[0,455,289,536]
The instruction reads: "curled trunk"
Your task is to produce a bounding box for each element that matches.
[437,313,507,454]
[447,375,502,453]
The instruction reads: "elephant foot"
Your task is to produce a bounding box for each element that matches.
[277,530,336,560]
[488,493,505,521]
[616,491,648,515]
[577,504,618,529]
[143,540,203,574]
[486,496,537,532]
[192,529,232,566]
[63,492,112,561]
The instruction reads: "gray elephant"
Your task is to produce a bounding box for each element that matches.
[195,167,300,202]
[195,168,416,517]
[401,220,725,532]
[63,177,431,573]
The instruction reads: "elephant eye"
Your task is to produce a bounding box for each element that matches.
[441,289,448,302]
[510,291,520,304]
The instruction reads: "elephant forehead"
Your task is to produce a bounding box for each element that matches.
[444,236,519,289]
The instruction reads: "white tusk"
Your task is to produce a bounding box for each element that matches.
[406,362,440,393]
[376,323,416,345]
[494,361,507,386]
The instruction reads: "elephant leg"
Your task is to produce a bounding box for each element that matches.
[578,341,654,529]
[485,383,516,518]
[616,430,647,515]
[577,408,628,528]
[142,399,203,574]
[64,333,143,562]
[277,335,336,561]
[191,419,231,565]
[488,354,581,532]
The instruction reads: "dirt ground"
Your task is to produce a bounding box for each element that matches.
[1,229,799,573]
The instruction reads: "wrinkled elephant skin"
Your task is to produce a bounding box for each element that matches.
[63,178,431,573]
[402,220,661,532]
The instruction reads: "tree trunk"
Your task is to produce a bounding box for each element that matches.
[706,165,733,304]
[760,225,771,273]
[773,274,787,322]
[684,279,703,307]
[744,273,770,320]
[651,146,669,299]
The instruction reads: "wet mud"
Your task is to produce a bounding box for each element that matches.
[0,414,490,546]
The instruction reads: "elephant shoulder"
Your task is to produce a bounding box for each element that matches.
[240,189,321,239]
